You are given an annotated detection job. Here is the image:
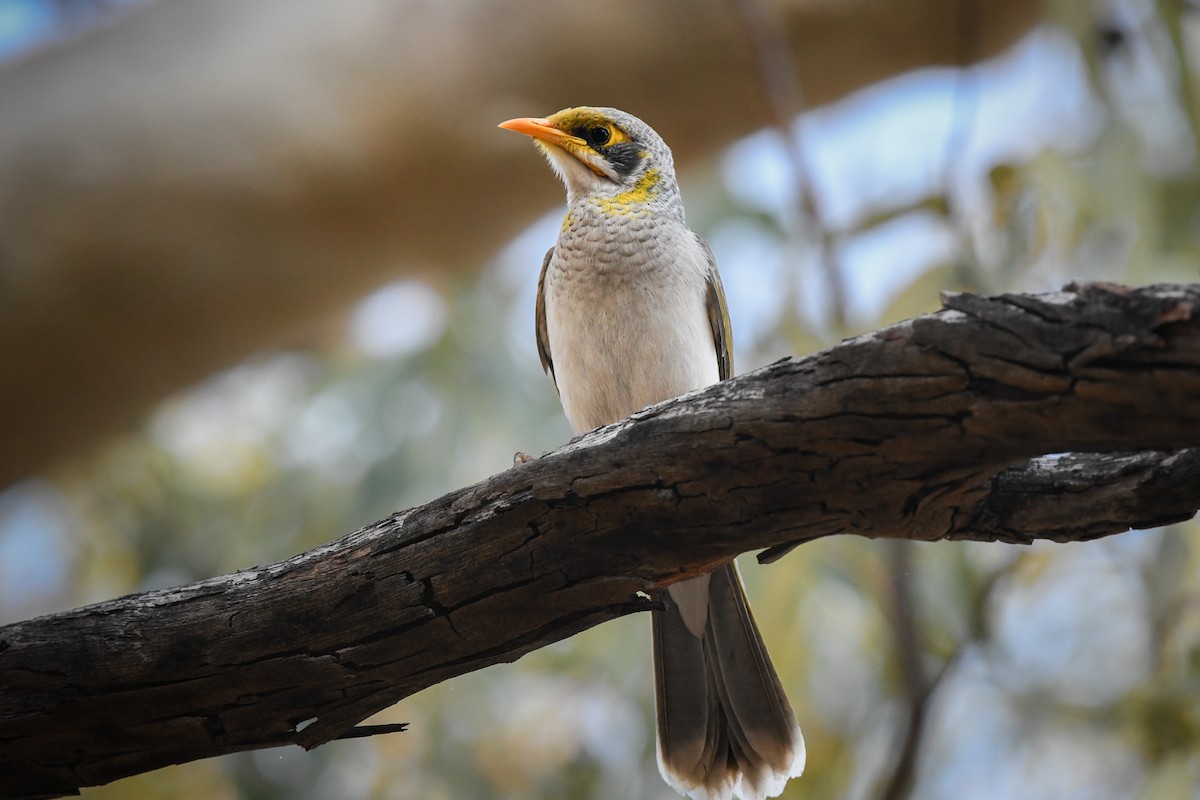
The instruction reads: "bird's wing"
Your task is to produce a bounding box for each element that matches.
[697,234,733,382]
[535,246,557,389]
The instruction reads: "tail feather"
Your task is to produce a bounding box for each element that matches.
[653,562,805,800]
[653,595,725,794]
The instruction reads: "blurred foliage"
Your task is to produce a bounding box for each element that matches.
[2,1,1200,798]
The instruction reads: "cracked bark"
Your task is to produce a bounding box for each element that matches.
[2,282,1199,799]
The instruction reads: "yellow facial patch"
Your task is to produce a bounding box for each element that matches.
[546,107,631,149]
[595,168,661,215]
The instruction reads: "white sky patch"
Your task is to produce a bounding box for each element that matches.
[834,210,960,325]
[729,28,1103,228]
[349,279,447,359]
[707,219,792,347]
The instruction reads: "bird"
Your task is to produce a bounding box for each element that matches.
[499,107,805,800]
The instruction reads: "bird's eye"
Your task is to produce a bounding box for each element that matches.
[586,126,611,147]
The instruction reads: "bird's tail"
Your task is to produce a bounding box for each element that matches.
[653,562,805,800]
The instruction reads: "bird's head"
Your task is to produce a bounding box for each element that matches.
[499,106,679,212]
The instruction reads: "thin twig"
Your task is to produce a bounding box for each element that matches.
[330,722,410,741]
[939,0,988,291]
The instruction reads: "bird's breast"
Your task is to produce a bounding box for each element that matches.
[544,224,719,434]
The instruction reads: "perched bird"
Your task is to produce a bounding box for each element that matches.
[499,107,805,800]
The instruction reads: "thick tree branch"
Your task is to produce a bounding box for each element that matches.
[972,449,1200,540]
[758,449,1200,563]
[2,283,1198,799]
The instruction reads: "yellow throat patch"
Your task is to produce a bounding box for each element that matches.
[595,167,661,216]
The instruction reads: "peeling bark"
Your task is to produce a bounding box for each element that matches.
[1,283,1198,799]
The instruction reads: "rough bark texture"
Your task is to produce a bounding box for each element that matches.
[0,0,1044,487]
[2,282,1197,799]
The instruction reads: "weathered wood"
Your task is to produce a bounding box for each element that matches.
[2,283,1198,799]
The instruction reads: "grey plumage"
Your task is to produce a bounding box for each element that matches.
[504,106,804,800]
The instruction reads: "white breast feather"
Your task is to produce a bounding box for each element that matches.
[545,229,718,435]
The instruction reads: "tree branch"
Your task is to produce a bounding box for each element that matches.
[759,449,1200,563]
[2,283,1198,799]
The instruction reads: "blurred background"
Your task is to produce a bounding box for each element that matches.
[0,0,1198,798]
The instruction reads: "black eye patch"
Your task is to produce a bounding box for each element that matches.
[603,142,643,179]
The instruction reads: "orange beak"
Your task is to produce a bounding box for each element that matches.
[498,117,586,149]
[499,115,611,179]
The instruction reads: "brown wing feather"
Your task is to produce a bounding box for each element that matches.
[697,234,733,382]
[535,247,557,390]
